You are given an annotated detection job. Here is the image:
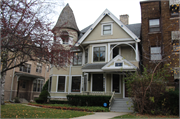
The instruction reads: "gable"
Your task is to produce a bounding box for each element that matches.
[82,15,132,44]
[102,55,137,71]
[75,9,140,46]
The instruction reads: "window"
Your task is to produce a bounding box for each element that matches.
[113,47,120,58]
[92,74,104,91]
[103,25,111,35]
[48,77,52,92]
[93,46,105,62]
[57,76,65,92]
[150,47,162,61]
[115,62,123,67]
[36,63,42,73]
[170,3,179,16]
[85,49,88,64]
[20,63,31,73]
[71,76,81,92]
[112,74,120,93]
[33,79,44,92]
[149,19,160,32]
[73,52,82,66]
[60,31,69,44]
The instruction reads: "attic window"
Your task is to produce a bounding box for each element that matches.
[60,31,69,44]
[101,23,113,36]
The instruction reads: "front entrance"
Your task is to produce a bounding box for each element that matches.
[112,74,120,93]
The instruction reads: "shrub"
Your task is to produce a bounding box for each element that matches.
[35,98,44,104]
[49,100,69,104]
[36,80,50,104]
[14,97,20,103]
[67,95,110,107]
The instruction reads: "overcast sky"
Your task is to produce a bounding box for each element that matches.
[52,0,142,31]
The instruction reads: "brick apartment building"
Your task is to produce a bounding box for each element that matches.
[140,0,179,87]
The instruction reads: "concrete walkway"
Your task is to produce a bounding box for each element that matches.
[72,112,128,119]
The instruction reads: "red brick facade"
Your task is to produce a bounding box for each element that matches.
[140,1,179,85]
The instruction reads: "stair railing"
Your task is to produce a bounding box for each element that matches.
[109,91,115,110]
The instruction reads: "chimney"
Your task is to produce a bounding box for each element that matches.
[120,14,129,25]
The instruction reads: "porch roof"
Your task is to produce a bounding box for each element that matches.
[82,63,107,69]
[15,72,45,79]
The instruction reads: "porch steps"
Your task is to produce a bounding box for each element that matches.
[110,98,134,112]
[19,98,29,103]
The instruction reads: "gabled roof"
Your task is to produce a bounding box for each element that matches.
[102,55,137,71]
[53,3,79,32]
[75,9,140,46]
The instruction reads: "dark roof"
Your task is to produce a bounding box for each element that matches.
[126,23,141,38]
[82,63,107,69]
[79,23,141,40]
[15,72,45,79]
[53,3,79,32]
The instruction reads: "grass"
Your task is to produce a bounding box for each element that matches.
[30,103,109,112]
[1,104,93,118]
[112,113,179,118]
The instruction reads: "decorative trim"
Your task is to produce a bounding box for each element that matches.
[82,38,134,44]
[75,9,140,46]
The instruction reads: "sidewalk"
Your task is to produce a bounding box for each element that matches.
[71,112,128,119]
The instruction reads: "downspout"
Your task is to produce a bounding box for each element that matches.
[10,58,16,101]
[68,64,72,94]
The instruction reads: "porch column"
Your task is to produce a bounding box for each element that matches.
[135,42,139,61]
[108,43,110,62]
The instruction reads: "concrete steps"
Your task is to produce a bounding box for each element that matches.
[110,98,134,112]
[19,98,29,103]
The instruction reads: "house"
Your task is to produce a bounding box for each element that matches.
[140,0,179,89]
[4,61,49,102]
[49,3,141,101]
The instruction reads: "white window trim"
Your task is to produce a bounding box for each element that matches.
[85,48,89,64]
[111,74,121,94]
[83,73,88,91]
[101,23,113,36]
[56,75,67,93]
[92,44,107,63]
[70,75,82,93]
[91,73,106,92]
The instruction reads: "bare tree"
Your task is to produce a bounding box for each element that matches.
[0,0,73,105]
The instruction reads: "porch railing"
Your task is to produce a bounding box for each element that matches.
[109,91,115,110]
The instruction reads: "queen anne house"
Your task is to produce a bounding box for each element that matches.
[49,4,141,111]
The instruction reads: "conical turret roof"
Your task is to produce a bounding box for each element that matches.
[53,3,79,32]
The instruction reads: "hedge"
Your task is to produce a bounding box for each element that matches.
[49,100,69,104]
[67,95,111,107]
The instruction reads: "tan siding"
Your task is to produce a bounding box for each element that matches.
[51,76,57,92]
[83,16,131,43]
[121,46,136,61]
[71,67,82,75]
[50,93,68,97]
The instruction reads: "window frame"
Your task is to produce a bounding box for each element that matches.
[73,52,82,66]
[33,79,44,92]
[20,63,31,73]
[85,48,88,64]
[71,75,82,93]
[150,47,162,61]
[149,19,160,33]
[101,23,113,36]
[91,73,106,92]
[56,76,66,93]
[36,63,42,73]
[92,44,107,63]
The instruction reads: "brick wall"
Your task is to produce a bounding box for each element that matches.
[140,1,179,85]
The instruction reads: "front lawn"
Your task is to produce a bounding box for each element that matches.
[112,113,179,118]
[1,104,92,118]
[29,103,109,112]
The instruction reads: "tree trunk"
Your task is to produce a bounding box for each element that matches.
[1,72,6,105]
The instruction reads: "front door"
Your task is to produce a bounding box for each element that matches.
[125,79,129,97]
[112,74,120,93]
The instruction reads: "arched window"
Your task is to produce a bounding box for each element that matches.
[60,31,69,44]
